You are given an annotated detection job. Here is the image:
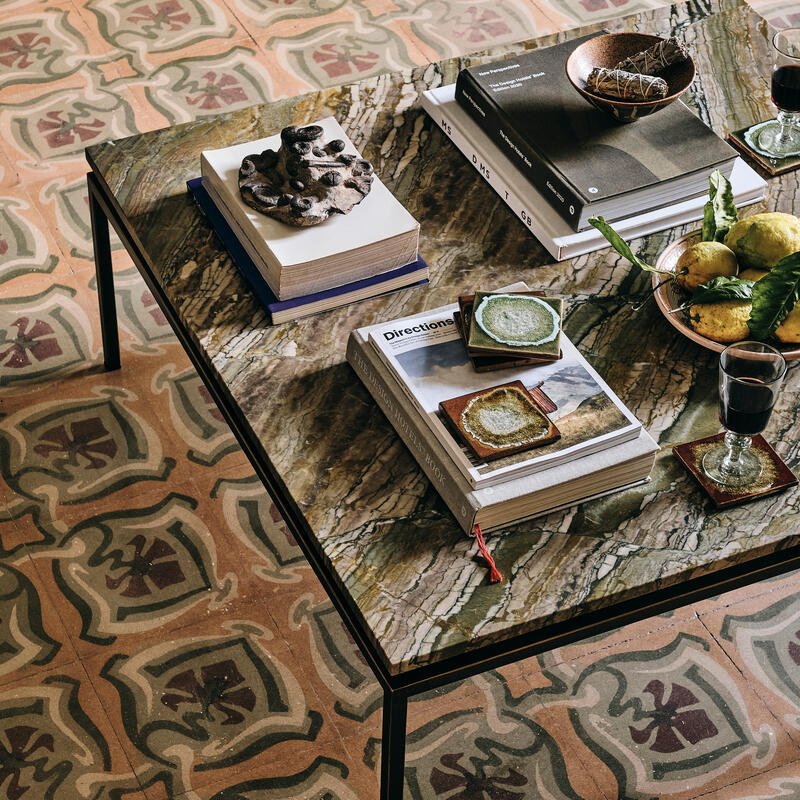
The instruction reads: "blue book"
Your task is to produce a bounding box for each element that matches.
[187,177,428,324]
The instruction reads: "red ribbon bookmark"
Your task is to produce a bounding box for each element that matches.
[473,524,503,583]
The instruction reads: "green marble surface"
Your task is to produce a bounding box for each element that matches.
[86,0,800,676]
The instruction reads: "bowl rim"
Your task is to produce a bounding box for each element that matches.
[651,231,800,359]
[565,32,696,107]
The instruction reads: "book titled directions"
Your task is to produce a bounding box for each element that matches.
[347,289,658,533]
[420,84,766,261]
[364,294,642,490]
[200,117,420,300]
[454,34,738,231]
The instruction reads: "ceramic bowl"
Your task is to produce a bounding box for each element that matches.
[565,32,696,123]
[651,231,800,359]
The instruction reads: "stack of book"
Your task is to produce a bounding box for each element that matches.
[421,35,768,260]
[189,116,428,323]
[347,285,659,534]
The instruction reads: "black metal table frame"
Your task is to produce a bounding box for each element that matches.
[87,167,800,800]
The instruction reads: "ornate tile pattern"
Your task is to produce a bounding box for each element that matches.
[1,0,798,796]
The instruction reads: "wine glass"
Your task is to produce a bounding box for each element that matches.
[702,341,786,488]
[748,28,800,159]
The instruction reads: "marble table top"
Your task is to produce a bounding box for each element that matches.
[86,0,800,677]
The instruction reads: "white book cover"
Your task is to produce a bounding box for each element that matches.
[364,302,641,489]
[200,117,419,272]
[348,330,658,533]
[420,84,767,261]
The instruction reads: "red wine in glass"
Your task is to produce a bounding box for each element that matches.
[772,64,800,113]
[720,376,775,435]
[750,28,800,158]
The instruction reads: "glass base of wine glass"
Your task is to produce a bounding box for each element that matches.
[702,437,763,488]
[745,119,800,159]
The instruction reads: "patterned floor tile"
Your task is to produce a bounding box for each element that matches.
[0,660,146,798]
[0,183,72,290]
[0,81,145,183]
[745,0,800,27]
[256,12,426,92]
[702,585,800,749]
[523,618,800,800]
[540,0,668,30]
[127,39,280,127]
[697,760,800,799]
[171,744,372,800]
[694,569,800,617]
[405,0,556,63]
[82,614,341,800]
[0,377,178,530]
[0,1,115,103]
[399,670,607,800]
[77,0,254,64]
[0,553,80,689]
[0,277,100,395]
[25,162,137,276]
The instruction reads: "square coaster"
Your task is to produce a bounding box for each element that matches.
[466,292,563,358]
[673,432,798,508]
[458,295,561,366]
[728,123,800,177]
[454,310,545,372]
[439,380,560,462]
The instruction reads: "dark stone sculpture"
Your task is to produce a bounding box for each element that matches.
[238,124,375,227]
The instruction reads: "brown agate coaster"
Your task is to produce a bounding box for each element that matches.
[673,433,798,508]
[238,124,374,227]
[440,380,560,462]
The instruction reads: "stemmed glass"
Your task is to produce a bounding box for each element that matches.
[702,341,786,488]
[748,28,800,159]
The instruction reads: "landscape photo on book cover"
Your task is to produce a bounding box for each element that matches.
[393,335,632,475]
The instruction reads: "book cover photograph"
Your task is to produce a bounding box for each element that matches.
[368,305,640,487]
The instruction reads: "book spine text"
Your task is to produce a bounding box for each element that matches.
[346,337,477,534]
[455,70,582,230]
[430,109,562,260]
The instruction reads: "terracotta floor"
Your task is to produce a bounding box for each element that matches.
[3,0,800,797]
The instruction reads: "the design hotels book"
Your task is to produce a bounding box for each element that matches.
[454,34,738,231]
[347,289,658,533]
[362,294,643,490]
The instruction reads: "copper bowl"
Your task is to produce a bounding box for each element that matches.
[565,32,695,123]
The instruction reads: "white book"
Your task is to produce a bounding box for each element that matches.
[361,296,642,490]
[420,84,767,262]
[347,330,658,534]
[201,117,420,300]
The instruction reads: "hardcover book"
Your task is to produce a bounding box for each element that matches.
[420,85,766,261]
[187,177,429,323]
[200,117,420,300]
[363,289,642,489]
[347,321,658,533]
[454,35,738,231]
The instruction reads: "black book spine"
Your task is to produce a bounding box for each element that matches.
[454,69,583,230]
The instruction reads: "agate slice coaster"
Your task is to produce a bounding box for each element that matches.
[439,380,560,461]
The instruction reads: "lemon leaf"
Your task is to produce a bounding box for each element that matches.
[748,252,800,339]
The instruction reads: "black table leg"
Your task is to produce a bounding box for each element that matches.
[380,687,408,800]
[87,173,121,371]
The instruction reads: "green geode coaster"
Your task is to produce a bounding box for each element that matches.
[439,380,560,461]
[467,292,563,358]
